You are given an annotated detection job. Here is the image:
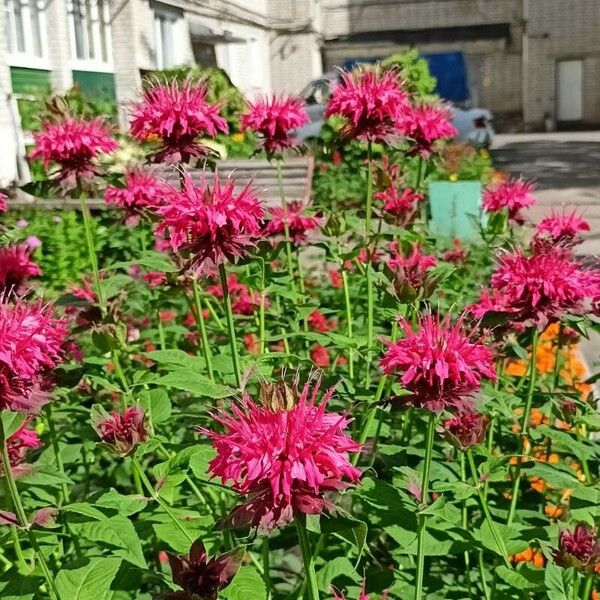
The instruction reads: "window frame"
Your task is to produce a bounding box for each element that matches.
[152,3,185,70]
[4,0,50,69]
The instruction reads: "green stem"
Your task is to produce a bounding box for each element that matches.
[581,574,594,600]
[131,457,194,544]
[219,263,242,388]
[79,191,106,314]
[262,536,272,600]
[414,412,436,600]
[467,450,511,568]
[341,269,355,380]
[191,278,214,380]
[0,421,59,600]
[157,309,166,351]
[275,159,298,296]
[573,573,580,600]
[295,517,320,600]
[365,141,374,388]
[477,550,492,600]
[353,375,387,466]
[460,454,473,599]
[45,405,70,506]
[507,329,539,526]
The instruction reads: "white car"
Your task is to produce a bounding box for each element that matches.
[296,72,494,148]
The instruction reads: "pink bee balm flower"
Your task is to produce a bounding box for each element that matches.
[105,169,170,225]
[30,117,117,189]
[92,405,147,456]
[325,68,409,141]
[206,274,268,316]
[534,209,590,247]
[307,309,337,333]
[143,271,167,288]
[164,538,242,600]
[156,173,263,272]
[552,524,600,572]
[482,178,535,223]
[4,421,42,475]
[241,95,309,156]
[443,411,490,450]
[399,103,457,157]
[388,242,437,293]
[442,238,469,264]
[470,246,595,328]
[0,192,7,212]
[380,314,496,413]
[375,187,423,225]
[129,80,228,164]
[0,300,67,414]
[202,377,361,532]
[332,580,372,600]
[264,201,321,244]
[0,244,42,292]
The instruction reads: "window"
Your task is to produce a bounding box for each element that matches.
[68,0,112,68]
[4,0,47,63]
[153,5,184,70]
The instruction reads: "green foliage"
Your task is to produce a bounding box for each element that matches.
[381,48,438,98]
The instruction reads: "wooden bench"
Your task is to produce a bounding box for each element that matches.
[8,156,315,210]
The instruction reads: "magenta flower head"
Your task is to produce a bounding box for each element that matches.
[3,420,42,477]
[30,116,117,189]
[534,209,590,248]
[381,313,496,413]
[265,201,321,244]
[399,103,457,157]
[92,405,147,457]
[552,524,600,572]
[0,299,67,414]
[482,178,535,224]
[241,95,309,156]
[105,168,170,226]
[470,246,595,329]
[0,192,7,212]
[130,80,228,164]
[387,242,437,301]
[375,187,423,226]
[163,538,241,600]
[443,411,490,451]
[156,173,263,272]
[325,67,409,141]
[202,376,362,533]
[206,274,268,316]
[332,580,371,600]
[0,244,42,293]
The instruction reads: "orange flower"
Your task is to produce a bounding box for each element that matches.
[511,547,545,567]
[544,503,564,519]
[505,358,526,377]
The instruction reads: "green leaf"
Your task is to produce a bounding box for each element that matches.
[188,445,217,480]
[95,489,148,516]
[496,565,541,591]
[0,411,27,440]
[153,370,232,399]
[145,349,204,369]
[55,557,121,600]
[320,511,367,559]
[316,557,355,592]
[221,566,266,600]
[545,561,568,600]
[133,251,178,273]
[138,388,171,425]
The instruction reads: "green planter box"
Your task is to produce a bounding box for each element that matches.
[428,181,484,242]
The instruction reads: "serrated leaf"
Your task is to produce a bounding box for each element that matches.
[496,565,541,590]
[153,370,232,399]
[138,388,171,425]
[95,489,148,516]
[188,445,217,480]
[316,557,355,591]
[55,557,121,600]
[220,566,266,600]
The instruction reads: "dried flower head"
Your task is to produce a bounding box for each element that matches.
[130,80,228,164]
[92,405,147,456]
[443,411,490,450]
[399,103,457,157]
[325,68,409,141]
[202,376,361,532]
[380,314,496,413]
[156,173,263,272]
[241,95,309,155]
[265,201,321,244]
[482,178,535,223]
[163,538,242,600]
[552,524,600,572]
[30,116,117,189]
[0,244,42,293]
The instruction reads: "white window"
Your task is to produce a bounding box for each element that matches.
[67,0,112,70]
[4,0,48,67]
[153,4,186,69]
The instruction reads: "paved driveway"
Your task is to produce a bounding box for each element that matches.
[492,131,600,255]
[492,132,600,373]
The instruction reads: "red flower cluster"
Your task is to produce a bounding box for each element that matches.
[0,192,7,212]
[441,238,468,264]
[30,117,117,189]
[129,81,228,164]
[325,69,409,141]
[156,174,263,272]
[381,314,496,413]
[552,524,600,572]
[241,95,309,155]
[388,242,437,294]
[4,421,42,475]
[534,209,590,247]
[0,299,68,414]
[470,246,596,328]
[0,244,42,292]
[265,201,321,244]
[105,169,170,226]
[207,274,268,316]
[202,377,361,532]
[308,309,337,332]
[92,405,147,456]
[399,103,457,157]
[482,178,535,223]
[443,411,489,450]
[375,187,423,226]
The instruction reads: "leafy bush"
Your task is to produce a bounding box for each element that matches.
[381,48,437,98]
